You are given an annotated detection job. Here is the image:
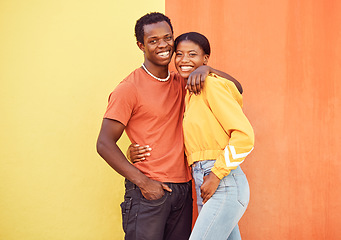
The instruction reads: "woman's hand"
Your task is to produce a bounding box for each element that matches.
[200,171,221,204]
[127,144,152,163]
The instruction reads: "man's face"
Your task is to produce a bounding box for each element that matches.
[139,21,174,66]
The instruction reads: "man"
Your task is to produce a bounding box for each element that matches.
[96,12,241,240]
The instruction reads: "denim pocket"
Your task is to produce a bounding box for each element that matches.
[120,197,132,232]
[140,191,168,206]
[232,173,250,207]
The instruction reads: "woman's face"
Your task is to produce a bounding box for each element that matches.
[175,40,209,79]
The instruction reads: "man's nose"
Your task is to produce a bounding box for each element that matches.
[158,39,167,47]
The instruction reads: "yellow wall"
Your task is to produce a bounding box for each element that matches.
[0,1,164,239]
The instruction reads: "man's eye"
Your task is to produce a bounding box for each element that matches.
[189,53,197,57]
[150,40,157,44]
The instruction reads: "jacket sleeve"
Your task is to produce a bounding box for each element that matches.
[205,78,255,179]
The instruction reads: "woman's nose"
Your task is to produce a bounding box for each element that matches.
[181,54,190,62]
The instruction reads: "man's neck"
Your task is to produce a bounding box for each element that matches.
[143,62,169,79]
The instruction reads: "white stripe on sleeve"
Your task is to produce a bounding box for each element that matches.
[224,145,254,168]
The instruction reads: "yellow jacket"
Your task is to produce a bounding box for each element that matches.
[183,74,254,179]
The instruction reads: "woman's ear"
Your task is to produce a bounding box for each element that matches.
[137,41,145,52]
[203,54,210,65]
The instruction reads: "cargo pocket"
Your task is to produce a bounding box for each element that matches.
[120,197,132,232]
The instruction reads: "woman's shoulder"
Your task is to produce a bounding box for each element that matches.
[205,74,243,106]
[206,74,240,93]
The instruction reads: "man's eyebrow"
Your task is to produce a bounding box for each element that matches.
[146,36,159,39]
[148,33,172,38]
[146,33,172,41]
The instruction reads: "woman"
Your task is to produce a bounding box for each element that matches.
[130,32,254,240]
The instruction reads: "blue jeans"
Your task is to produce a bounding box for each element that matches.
[190,160,250,240]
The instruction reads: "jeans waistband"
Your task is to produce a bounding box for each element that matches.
[124,179,191,191]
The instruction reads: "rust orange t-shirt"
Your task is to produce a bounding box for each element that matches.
[104,68,191,183]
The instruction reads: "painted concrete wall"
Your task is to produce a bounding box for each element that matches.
[0,0,164,239]
[166,0,341,239]
[2,0,340,239]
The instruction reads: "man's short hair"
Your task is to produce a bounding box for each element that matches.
[135,12,173,44]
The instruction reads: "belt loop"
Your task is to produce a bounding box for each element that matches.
[198,161,203,170]
[125,179,138,190]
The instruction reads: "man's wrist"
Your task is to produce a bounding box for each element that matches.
[134,174,151,190]
[207,65,213,74]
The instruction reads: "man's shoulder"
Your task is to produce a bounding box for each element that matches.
[111,70,141,98]
[115,68,144,90]
[122,68,143,83]
[171,71,186,87]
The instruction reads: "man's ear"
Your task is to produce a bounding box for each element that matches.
[137,41,145,52]
[203,55,210,65]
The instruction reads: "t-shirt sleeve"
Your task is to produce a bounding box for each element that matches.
[103,81,137,126]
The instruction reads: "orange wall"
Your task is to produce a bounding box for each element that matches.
[166,0,341,239]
